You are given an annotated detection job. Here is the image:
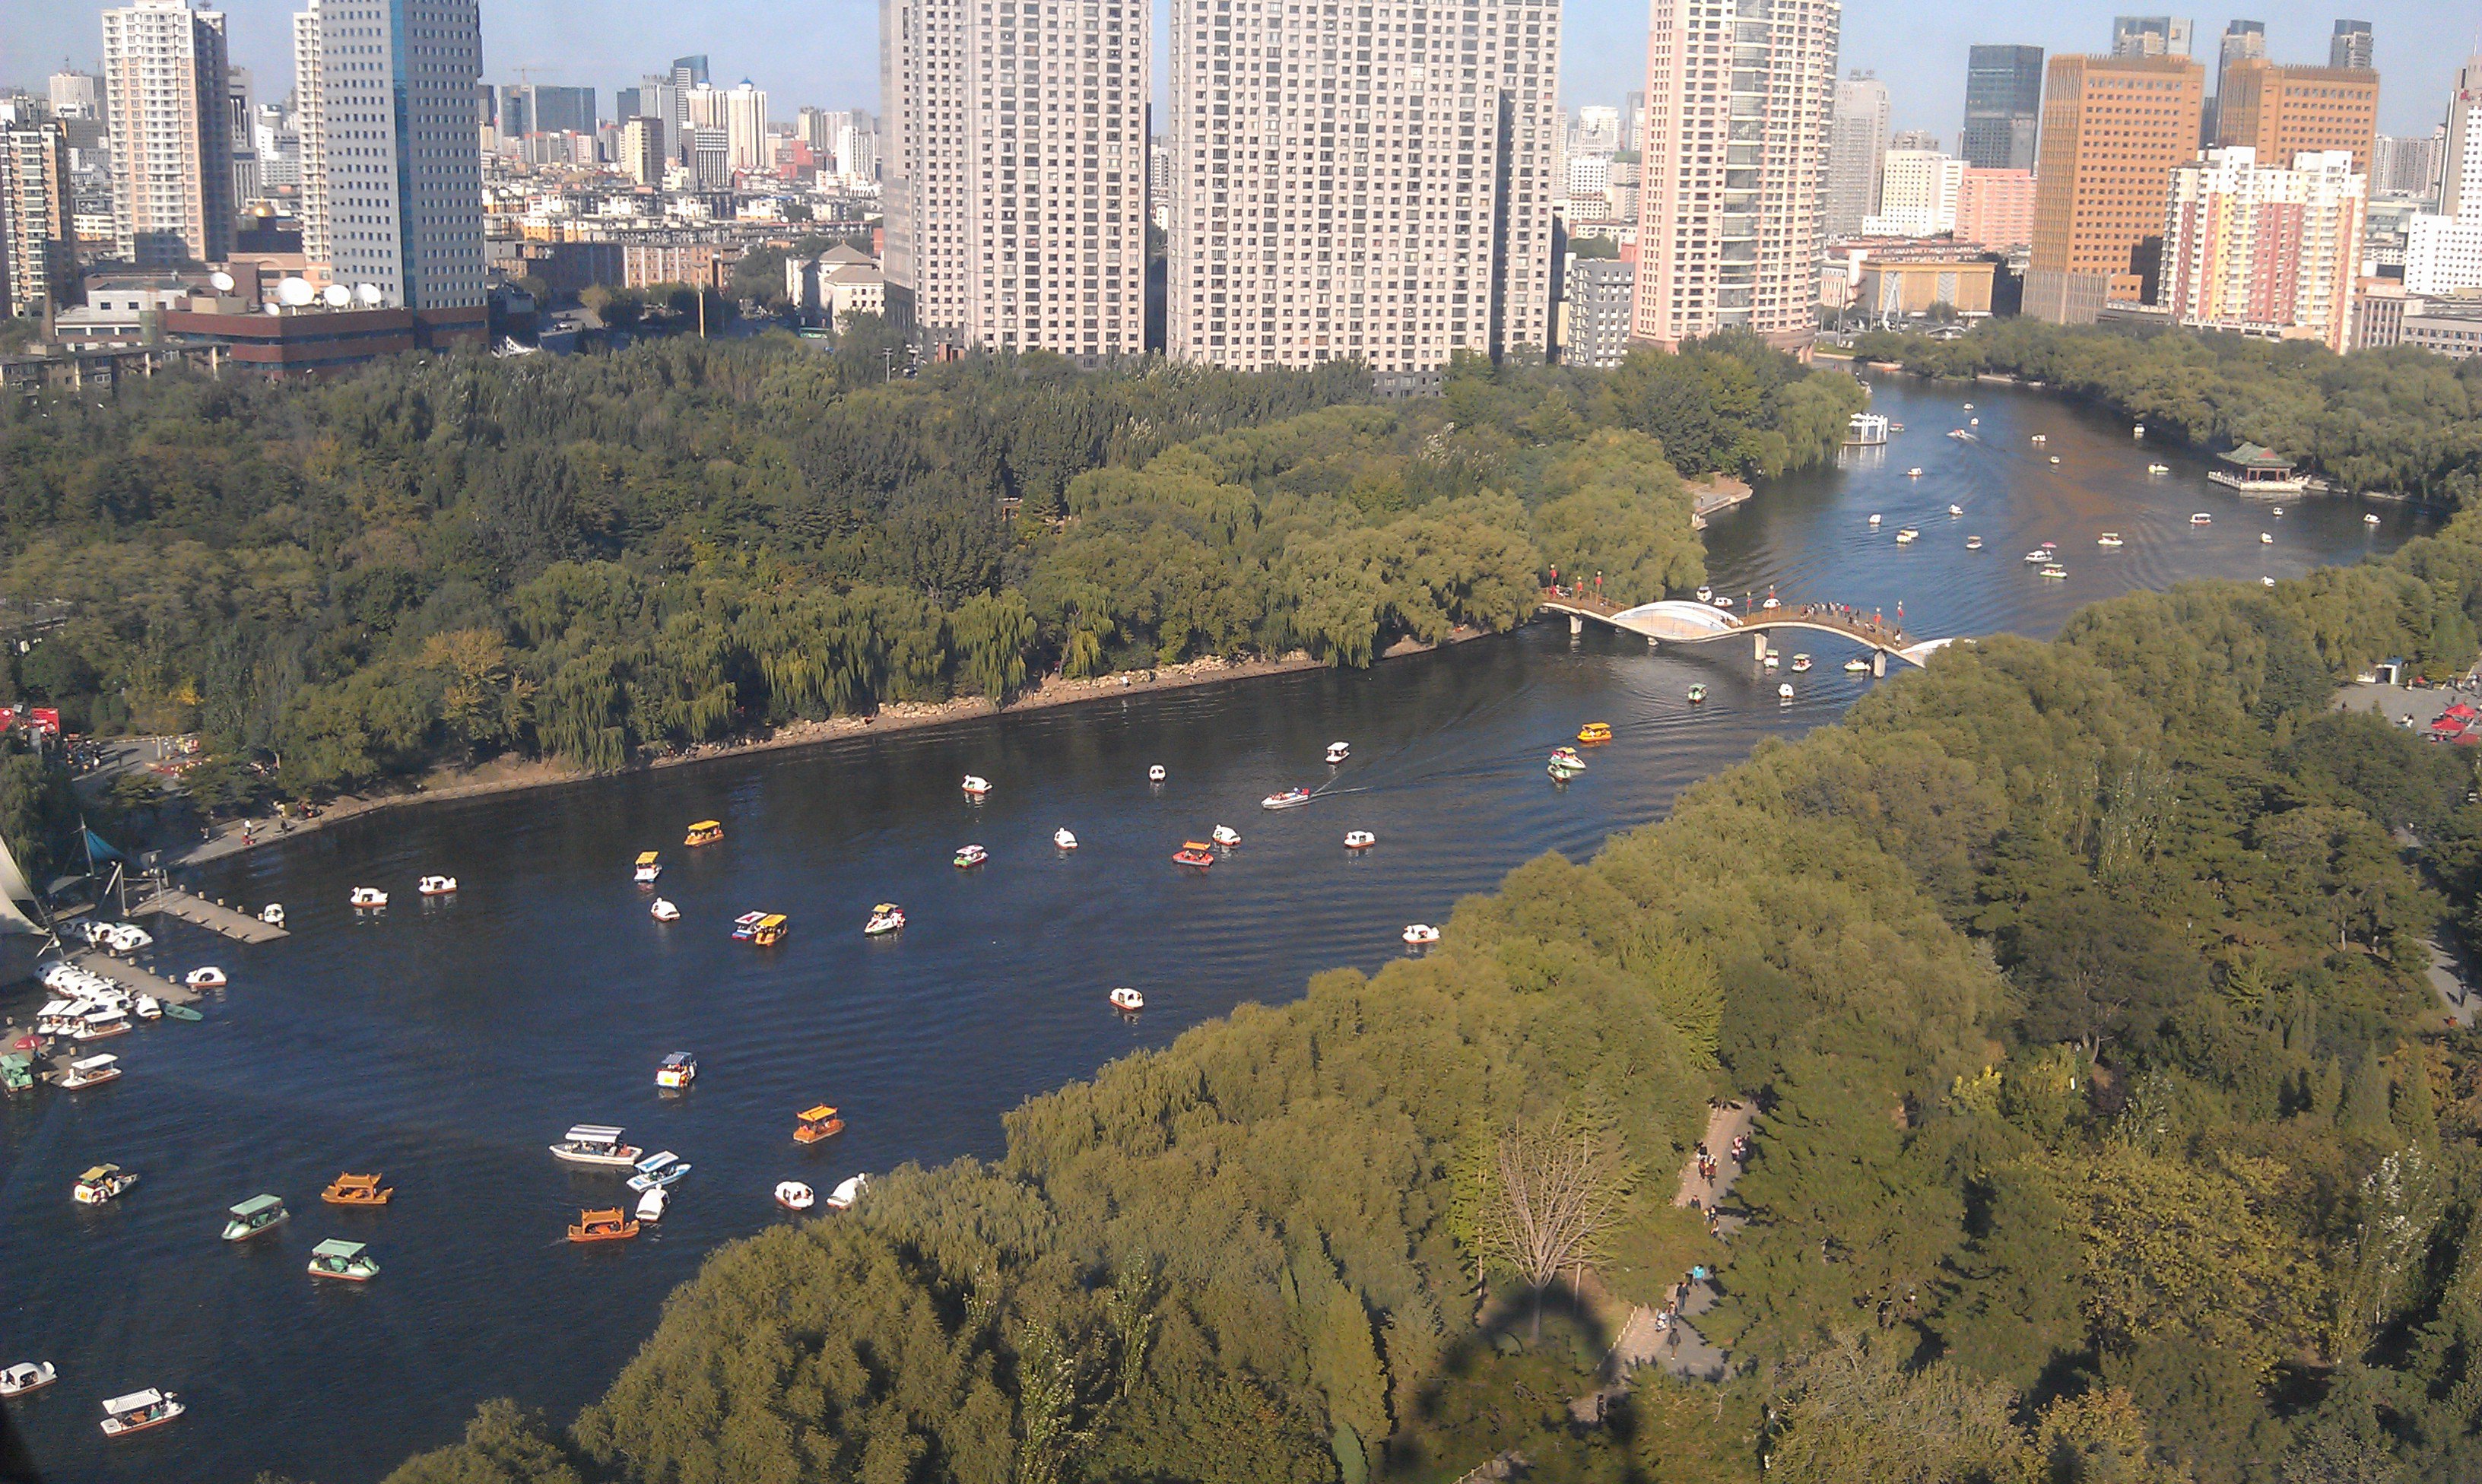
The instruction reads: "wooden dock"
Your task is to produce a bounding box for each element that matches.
[68,948,197,1005]
[129,888,287,943]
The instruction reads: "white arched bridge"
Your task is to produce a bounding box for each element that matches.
[1537,592,1963,671]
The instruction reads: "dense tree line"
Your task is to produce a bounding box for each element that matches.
[1849,320,2482,507]
[363,489,2482,1481]
[0,335,1856,805]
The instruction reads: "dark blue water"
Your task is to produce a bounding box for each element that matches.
[0,377,2431,1482]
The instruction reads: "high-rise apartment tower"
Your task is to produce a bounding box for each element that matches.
[2026,51,2204,322]
[0,124,76,318]
[294,0,487,311]
[884,0,1147,360]
[100,0,233,265]
[1166,0,1560,379]
[1960,45,2042,171]
[2331,20,2373,71]
[1636,0,1841,354]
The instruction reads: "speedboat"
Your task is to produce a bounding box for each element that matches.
[1965,536,1983,550]
[1946,429,1968,439]
[1261,788,1312,810]
[1148,765,1166,783]
[649,897,681,922]
[1211,825,1241,848]
[1777,682,1795,701]
[568,1207,639,1242]
[633,851,662,884]
[795,1105,845,1143]
[684,820,725,847]
[775,1181,816,1212]
[548,1124,641,1168]
[59,1054,119,1089]
[2189,512,2213,526]
[627,1151,691,1192]
[1109,986,1145,1012]
[2365,513,2382,526]
[1947,504,1963,517]
[827,1174,870,1210]
[1325,741,1351,765]
[1895,528,1918,544]
[0,1362,55,1398]
[1547,748,1586,779]
[221,1194,290,1241]
[306,1238,380,1283]
[636,1185,669,1222]
[259,904,284,928]
[1344,830,1377,849]
[1053,827,1078,850]
[349,886,387,908]
[1577,721,1613,744]
[1687,684,1706,704]
[99,1388,184,1438]
[953,844,989,869]
[1401,924,1441,947]
[1791,655,1812,673]
[863,903,906,936]
[74,1163,138,1205]
[655,1051,697,1089]
[1173,842,1217,868]
[2096,533,2124,548]
[2147,463,2169,476]
[1868,513,1882,525]
[961,775,992,798]
[2040,564,2068,580]
[417,875,457,896]
[322,1172,392,1206]
[185,966,226,990]
[2023,549,2052,564]
[2260,532,2273,544]
[1844,658,1871,674]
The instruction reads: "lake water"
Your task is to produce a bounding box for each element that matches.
[0,377,2431,1482]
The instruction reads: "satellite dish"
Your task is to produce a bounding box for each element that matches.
[353,283,383,306]
[262,302,283,316]
[276,277,316,306]
[209,270,235,292]
[321,284,352,307]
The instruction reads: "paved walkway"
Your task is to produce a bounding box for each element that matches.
[1628,1102,1755,1384]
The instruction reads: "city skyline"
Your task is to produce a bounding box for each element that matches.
[11,0,2480,141]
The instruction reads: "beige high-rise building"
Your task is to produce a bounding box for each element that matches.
[883,0,1147,360]
[100,0,233,266]
[2025,52,2204,323]
[1634,0,1841,354]
[2159,145,2365,351]
[1,124,77,318]
[1166,0,1560,380]
[722,82,770,173]
[2215,58,2378,176]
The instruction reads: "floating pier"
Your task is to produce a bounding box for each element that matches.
[68,948,197,1006]
[129,887,287,943]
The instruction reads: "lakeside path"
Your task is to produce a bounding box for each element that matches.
[167,629,1487,869]
[1632,1101,1755,1383]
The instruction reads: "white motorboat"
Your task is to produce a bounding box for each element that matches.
[1211,825,1242,847]
[2096,534,2124,548]
[185,967,226,990]
[1325,741,1351,765]
[59,1054,120,1089]
[1791,654,1813,673]
[649,898,681,922]
[1109,986,1145,1012]
[827,1174,870,1210]
[349,886,388,908]
[1761,595,1782,611]
[864,903,906,936]
[548,1124,641,1168]
[1777,682,1795,701]
[1053,827,1078,850]
[0,1362,55,1397]
[2040,564,2068,580]
[99,1387,184,1437]
[1401,924,1441,947]
[635,1185,669,1222]
[259,904,284,927]
[1262,788,1312,810]
[74,1163,139,1205]
[627,1150,692,1192]
[655,1051,696,1089]
[2023,550,2052,563]
[1147,765,1166,783]
[417,875,457,896]
[775,1181,815,1211]
[2189,512,2213,526]
[2260,532,2274,544]
[1344,830,1376,850]
[134,995,161,1020]
[961,774,992,798]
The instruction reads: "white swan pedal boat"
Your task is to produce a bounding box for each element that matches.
[1401,924,1441,947]
[827,1174,869,1210]
[961,775,992,798]
[1053,828,1078,850]
[1211,825,1241,848]
[1344,830,1376,850]
[349,886,387,908]
[776,1181,815,1211]
[649,898,681,922]
[417,875,457,896]
[1109,986,1145,1012]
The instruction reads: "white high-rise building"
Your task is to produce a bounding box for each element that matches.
[100,0,233,265]
[2407,57,2482,294]
[1572,104,1622,155]
[1822,75,1887,239]
[723,81,770,172]
[48,73,101,121]
[1865,149,1964,236]
[1637,0,1841,353]
[884,0,1147,360]
[1166,0,1561,380]
[2159,146,2365,352]
[294,0,487,312]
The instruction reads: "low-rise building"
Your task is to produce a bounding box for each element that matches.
[784,243,885,326]
[1558,255,1633,368]
[2401,296,2482,358]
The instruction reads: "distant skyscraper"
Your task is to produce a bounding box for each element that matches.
[1890,128,1941,152]
[2215,59,2378,176]
[1166,0,1558,376]
[619,116,666,186]
[100,0,233,265]
[721,81,768,172]
[1960,45,2042,171]
[2027,51,2204,322]
[1823,75,1891,239]
[2160,145,2364,351]
[1637,0,1840,352]
[2407,57,2482,292]
[884,0,1147,360]
[294,0,487,312]
[1621,90,1646,153]
[2331,20,2373,71]
[0,123,76,317]
[2208,21,2264,143]
[671,55,709,89]
[227,65,259,204]
[2111,17,2193,58]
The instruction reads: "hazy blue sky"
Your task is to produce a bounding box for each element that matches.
[9,0,2476,139]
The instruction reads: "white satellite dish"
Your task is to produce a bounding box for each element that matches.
[321,284,352,308]
[262,302,283,316]
[276,277,316,307]
[353,283,383,307]
[209,270,236,293]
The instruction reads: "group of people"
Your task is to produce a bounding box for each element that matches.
[1798,601,1901,639]
[1653,1124,1755,1346]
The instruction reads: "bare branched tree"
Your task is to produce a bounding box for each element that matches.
[1475,1111,1640,1337]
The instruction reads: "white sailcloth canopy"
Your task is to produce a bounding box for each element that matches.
[0,834,48,934]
